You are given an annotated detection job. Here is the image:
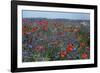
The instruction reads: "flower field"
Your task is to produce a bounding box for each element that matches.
[22,18,90,62]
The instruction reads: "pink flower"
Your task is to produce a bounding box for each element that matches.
[66,43,74,53]
[36,20,48,26]
[82,53,88,59]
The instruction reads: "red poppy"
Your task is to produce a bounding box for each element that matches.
[41,20,48,25]
[66,43,74,53]
[59,51,67,58]
[31,27,38,32]
[67,47,73,52]
[22,26,27,31]
[35,20,41,25]
[36,20,48,26]
[42,26,48,31]
[82,53,88,59]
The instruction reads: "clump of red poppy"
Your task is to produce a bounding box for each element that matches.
[31,26,38,32]
[36,20,48,31]
[66,43,74,53]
